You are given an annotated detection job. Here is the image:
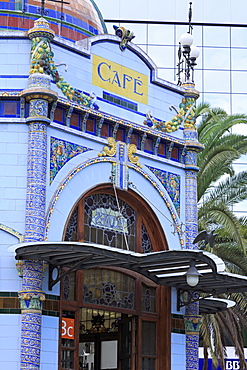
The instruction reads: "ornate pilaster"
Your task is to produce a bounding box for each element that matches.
[183,83,203,370]
[18,18,57,370]
[184,315,203,370]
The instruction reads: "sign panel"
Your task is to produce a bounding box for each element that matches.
[61,317,75,339]
[199,359,246,370]
[91,207,128,233]
[92,54,149,105]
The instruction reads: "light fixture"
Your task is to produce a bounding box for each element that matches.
[180,32,193,48]
[190,45,200,60]
[185,260,202,287]
[177,2,200,85]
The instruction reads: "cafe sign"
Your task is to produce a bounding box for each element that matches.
[92,54,148,105]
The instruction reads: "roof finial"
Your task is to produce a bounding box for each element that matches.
[188,2,193,35]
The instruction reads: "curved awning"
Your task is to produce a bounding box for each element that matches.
[10,241,247,296]
[199,298,235,314]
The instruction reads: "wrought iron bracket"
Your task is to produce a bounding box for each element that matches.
[48,259,85,290]
[177,288,215,311]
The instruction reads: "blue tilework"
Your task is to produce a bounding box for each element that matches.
[22,261,43,292]
[20,261,44,370]
[25,122,47,242]
[184,127,200,370]
[146,165,180,215]
[50,137,92,183]
[21,313,42,370]
[0,75,29,79]
[21,77,51,370]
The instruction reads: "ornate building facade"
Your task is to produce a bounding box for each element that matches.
[1,2,247,370]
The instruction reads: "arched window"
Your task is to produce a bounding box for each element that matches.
[64,185,167,253]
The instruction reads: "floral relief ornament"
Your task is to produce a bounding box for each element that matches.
[28,18,98,109]
[143,97,197,133]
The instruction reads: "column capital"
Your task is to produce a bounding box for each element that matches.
[182,82,200,100]
[18,291,45,314]
[27,17,55,41]
[20,73,58,103]
[184,314,202,334]
[20,73,58,124]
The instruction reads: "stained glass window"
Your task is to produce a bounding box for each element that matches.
[142,223,153,253]
[65,192,154,252]
[83,269,135,310]
[141,285,156,313]
[63,271,76,301]
[80,308,122,334]
[142,321,156,370]
[84,194,136,250]
[65,208,78,241]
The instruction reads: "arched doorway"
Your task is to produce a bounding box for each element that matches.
[60,185,171,370]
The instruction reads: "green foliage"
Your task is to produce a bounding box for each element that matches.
[196,103,247,369]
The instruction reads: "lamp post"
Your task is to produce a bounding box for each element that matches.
[177,3,200,85]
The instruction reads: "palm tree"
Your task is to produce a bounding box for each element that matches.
[195,103,247,369]
[196,103,247,250]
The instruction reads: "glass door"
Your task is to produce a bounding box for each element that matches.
[79,334,118,370]
[101,340,118,370]
[118,315,137,370]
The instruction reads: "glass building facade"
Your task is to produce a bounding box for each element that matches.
[97,0,247,217]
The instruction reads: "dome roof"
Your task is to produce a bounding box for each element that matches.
[0,0,106,42]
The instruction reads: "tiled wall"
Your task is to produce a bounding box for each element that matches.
[40,316,59,370]
[171,332,186,370]
[0,39,30,90]
[0,314,21,370]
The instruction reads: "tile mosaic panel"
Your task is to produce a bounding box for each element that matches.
[50,137,92,183]
[147,165,180,215]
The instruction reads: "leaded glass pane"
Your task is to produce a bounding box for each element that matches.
[142,358,155,370]
[142,321,156,355]
[83,269,135,310]
[65,207,78,241]
[63,271,76,301]
[80,308,122,334]
[141,285,156,313]
[142,223,153,253]
[84,194,136,250]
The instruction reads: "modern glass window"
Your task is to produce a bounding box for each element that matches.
[203,26,230,47]
[204,47,230,70]
[204,70,230,92]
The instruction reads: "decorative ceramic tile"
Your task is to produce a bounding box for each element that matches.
[50,137,92,183]
[147,165,180,215]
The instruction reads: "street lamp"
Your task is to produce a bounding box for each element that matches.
[177,3,200,85]
[185,260,202,287]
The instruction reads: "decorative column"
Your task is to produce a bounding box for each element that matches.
[18,18,57,370]
[183,83,204,370]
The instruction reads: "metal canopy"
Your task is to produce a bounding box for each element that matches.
[12,241,247,295]
[198,298,235,315]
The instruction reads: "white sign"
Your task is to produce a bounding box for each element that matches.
[91,208,128,233]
